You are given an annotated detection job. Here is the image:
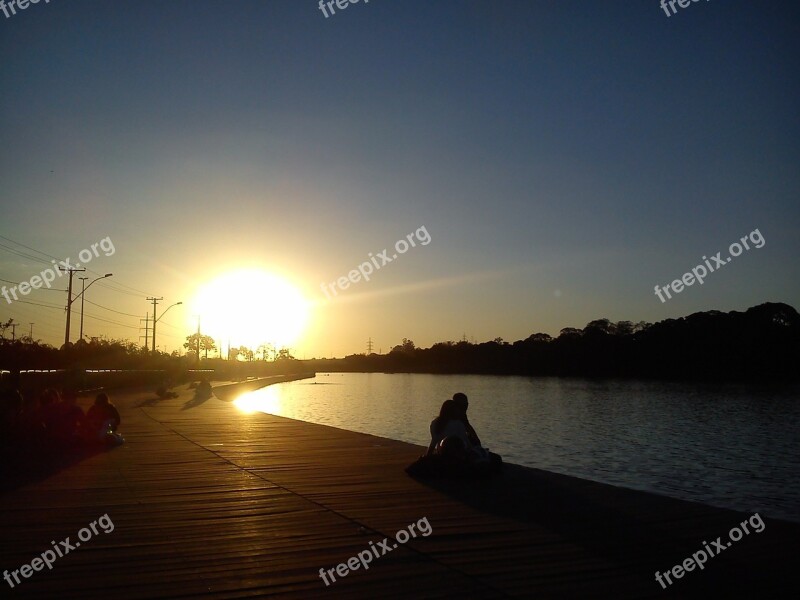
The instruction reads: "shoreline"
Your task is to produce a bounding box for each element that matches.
[217,371,800,525]
[1,377,797,597]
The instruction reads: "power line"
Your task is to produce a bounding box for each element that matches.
[0,234,61,264]
[0,276,67,291]
[0,242,53,266]
[83,298,141,318]
[4,298,63,310]
[0,234,157,299]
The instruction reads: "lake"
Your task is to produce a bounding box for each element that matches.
[234,373,800,523]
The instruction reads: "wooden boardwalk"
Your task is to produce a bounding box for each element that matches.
[1,377,799,599]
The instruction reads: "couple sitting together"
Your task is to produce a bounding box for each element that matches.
[408,392,502,478]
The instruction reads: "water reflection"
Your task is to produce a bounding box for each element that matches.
[235,373,800,523]
[234,385,282,415]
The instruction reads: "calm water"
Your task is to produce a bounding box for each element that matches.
[234,373,800,523]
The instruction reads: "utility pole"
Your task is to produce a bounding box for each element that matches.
[64,267,86,346]
[10,323,18,341]
[196,315,201,364]
[366,337,374,354]
[147,297,162,353]
[29,322,34,340]
[139,313,151,349]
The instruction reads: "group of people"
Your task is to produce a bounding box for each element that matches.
[409,392,502,477]
[0,387,124,464]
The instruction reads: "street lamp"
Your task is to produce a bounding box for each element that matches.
[153,301,182,353]
[74,273,113,341]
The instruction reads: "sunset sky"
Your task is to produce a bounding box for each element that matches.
[1,0,798,358]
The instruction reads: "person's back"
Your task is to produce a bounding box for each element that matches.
[38,388,62,434]
[428,399,474,457]
[428,400,459,455]
[54,391,85,444]
[0,388,23,455]
[85,393,121,442]
[452,392,481,447]
[440,417,470,445]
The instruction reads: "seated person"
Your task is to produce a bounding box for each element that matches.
[85,393,123,445]
[427,399,482,459]
[196,378,212,398]
[414,394,501,477]
[38,388,63,434]
[53,389,85,446]
[0,388,24,455]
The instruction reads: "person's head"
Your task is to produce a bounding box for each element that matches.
[95,393,110,406]
[39,388,61,407]
[453,392,468,413]
[438,399,459,422]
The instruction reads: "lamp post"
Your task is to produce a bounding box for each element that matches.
[74,273,113,341]
[153,301,182,353]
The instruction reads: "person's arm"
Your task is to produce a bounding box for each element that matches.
[427,418,439,455]
[463,416,481,446]
[109,405,121,431]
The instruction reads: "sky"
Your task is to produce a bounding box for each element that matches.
[1,0,798,358]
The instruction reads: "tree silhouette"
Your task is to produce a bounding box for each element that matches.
[183,333,217,359]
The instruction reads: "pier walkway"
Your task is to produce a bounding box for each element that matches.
[1,377,798,598]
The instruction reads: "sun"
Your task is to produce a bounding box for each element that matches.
[191,269,309,352]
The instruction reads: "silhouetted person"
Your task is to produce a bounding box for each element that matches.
[17,390,43,451]
[53,389,85,446]
[0,388,24,455]
[197,378,212,399]
[452,392,481,447]
[409,396,502,478]
[427,399,473,456]
[38,388,63,434]
[85,393,122,444]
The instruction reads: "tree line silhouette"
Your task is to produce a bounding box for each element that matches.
[3,303,798,383]
[305,303,800,381]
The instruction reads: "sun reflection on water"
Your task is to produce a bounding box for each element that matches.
[233,385,283,415]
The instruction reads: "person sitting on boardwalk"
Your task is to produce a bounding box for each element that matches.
[427,399,473,457]
[0,388,24,456]
[196,378,212,399]
[85,393,124,445]
[409,395,501,478]
[53,389,85,447]
[38,388,63,436]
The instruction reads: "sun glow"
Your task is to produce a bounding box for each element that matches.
[233,386,283,415]
[191,269,309,353]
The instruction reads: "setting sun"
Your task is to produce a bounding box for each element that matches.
[191,269,309,353]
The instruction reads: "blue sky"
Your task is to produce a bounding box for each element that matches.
[1,0,798,357]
